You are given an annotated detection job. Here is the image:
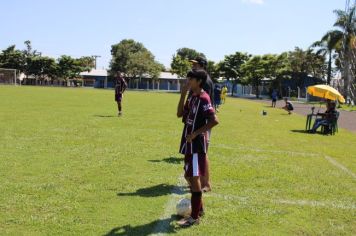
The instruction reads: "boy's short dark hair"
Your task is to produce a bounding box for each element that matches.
[187,69,207,88]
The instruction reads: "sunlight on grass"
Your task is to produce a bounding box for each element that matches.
[0,86,355,235]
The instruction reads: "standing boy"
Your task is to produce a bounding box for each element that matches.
[177,70,219,227]
[115,72,127,116]
[221,85,228,104]
[271,90,278,108]
[189,56,214,192]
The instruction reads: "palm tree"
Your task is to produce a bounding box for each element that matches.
[333,6,356,102]
[311,30,343,85]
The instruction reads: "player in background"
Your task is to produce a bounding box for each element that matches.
[282,97,294,114]
[271,89,278,108]
[177,69,219,227]
[221,85,228,104]
[189,57,214,104]
[214,85,222,112]
[115,72,127,116]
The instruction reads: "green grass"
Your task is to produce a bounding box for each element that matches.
[0,86,355,235]
[339,105,356,112]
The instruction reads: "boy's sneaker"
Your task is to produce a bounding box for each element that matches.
[118,112,122,116]
[177,216,200,227]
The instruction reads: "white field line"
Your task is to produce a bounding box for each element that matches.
[206,193,356,210]
[211,144,319,157]
[152,146,355,234]
[151,175,187,236]
[212,144,356,178]
[324,156,356,179]
[274,199,356,210]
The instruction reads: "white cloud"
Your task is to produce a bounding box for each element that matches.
[242,0,265,5]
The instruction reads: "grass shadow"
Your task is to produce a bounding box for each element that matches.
[94,115,116,118]
[290,129,309,134]
[104,214,179,236]
[290,130,324,135]
[148,156,183,164]
[117,183,188,197]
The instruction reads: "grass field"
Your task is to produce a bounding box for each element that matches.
[339,105,356,112]
[0,86,355,235]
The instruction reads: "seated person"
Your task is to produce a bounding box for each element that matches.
[309,100,337,133]
[282,98,294,114]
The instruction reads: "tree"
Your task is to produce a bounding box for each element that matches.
[288,47,326,79]
[170,48,205,78]
[109,39,146,75]
[269,52,291,96]
[175,48,205,61]
[170,55,191,78]
[206,60,220,82]
[27,56,57,83]
[0,41,96,85]
[311,30,343,85]
[77,56,95,72]
[219,52,251,95]
[109,39,163,83]
[22,41,41,80]
[57,55,90,85]
[0,45,25,72]
[126,50,163,79]
[332,6,356,103]
[241,55,274,98]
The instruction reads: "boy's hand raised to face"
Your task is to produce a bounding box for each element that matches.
[181,79,190,95]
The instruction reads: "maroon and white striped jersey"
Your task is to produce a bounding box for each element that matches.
[179,91,215,155]
[115,77,127,95]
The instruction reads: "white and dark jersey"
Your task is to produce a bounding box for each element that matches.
[179,91,215,155]
[115,77,127,95]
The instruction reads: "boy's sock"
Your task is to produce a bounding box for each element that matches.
[191,191,202,220]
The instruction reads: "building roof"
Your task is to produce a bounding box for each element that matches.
[155,72,179,80]
[80,69,108,77]
[80,69,180,80]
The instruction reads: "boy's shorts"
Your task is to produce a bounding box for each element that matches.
[184,153,207,177]
[115,93,122,102]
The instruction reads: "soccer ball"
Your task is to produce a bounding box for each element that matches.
[176,198,191,217]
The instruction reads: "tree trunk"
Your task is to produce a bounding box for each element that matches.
[327,52,332,85]
[231,80,235,96]
[255,79,260,98]
[343,50,351,104]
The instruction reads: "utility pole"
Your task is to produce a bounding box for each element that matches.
[91,55,101,69]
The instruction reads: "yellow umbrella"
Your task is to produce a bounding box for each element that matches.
[307,84,345,103]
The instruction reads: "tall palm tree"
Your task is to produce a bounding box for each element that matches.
[311,30,343,85]
[333,5,356,102]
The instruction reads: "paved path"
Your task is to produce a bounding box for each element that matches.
[238,98,356,133]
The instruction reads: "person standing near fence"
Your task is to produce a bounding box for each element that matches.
[271,89,278,107]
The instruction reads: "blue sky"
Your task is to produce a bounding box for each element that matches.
[0,0,344,69]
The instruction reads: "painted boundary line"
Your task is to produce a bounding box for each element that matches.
[152,146,355,234]
[207,193,356,210]
[324,156,356,179]
[213,144,356,178]
[151,175,187,236]
[211,144,319,157]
